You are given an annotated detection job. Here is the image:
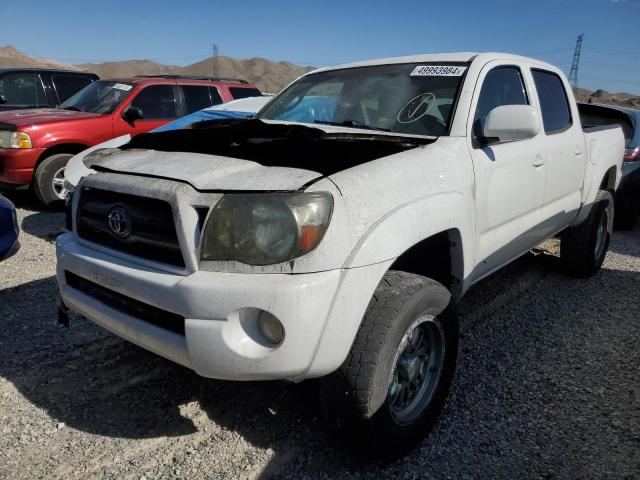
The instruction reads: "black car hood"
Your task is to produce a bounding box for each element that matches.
[121,119,434,178]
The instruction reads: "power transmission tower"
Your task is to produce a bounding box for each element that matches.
[568,34,583,90]
[211,44,219,78]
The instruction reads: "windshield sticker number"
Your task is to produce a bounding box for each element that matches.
[410,65,466,77]
[113,83,133,91]
[397,92,437,124]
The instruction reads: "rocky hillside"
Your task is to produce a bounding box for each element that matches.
[574,87,640,109]
[0,45,313,93]
[0,45,82,71]
[2,45,638,104]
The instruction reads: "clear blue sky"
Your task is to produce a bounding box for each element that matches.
[3,0,639,93]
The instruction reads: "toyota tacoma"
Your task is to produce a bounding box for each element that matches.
[55,53,624,454]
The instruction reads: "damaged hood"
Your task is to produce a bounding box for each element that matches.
[86,149,322,191]
[84,119,433,192]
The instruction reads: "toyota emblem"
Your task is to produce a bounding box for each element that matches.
[107,207,132,238]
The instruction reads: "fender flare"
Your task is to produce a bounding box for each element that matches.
[344,191,474,282]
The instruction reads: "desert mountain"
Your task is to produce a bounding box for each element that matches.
[574,87,640,109]
[0,45,313,93]
[0,45,82,71]
[2,45,638,104]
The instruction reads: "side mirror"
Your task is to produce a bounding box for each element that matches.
[122,106,144,123]
[0,95,6,104]
[483,105,541,143]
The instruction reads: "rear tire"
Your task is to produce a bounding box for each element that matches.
[560,189,613,278]
[33,153,73,208]
[319,271,458,457]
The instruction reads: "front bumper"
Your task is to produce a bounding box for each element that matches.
[0,148,43,185]
[56,233,349,381]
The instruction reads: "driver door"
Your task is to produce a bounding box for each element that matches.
[468,62,547,281]
[113,84,179,137]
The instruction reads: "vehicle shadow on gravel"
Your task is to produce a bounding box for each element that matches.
[0,275,328,458]
[1,189,43,211]
[1,189,66,241]
[20,211,66,242]
[608,223,640,257]
[2,247,638,478]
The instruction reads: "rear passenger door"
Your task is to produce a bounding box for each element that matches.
[531,69,586,233]
[468,62,547,279]
[179,85,223,115]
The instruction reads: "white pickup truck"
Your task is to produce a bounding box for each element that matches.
[56,52,624,454]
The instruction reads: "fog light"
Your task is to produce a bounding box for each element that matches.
[258,311,284,345]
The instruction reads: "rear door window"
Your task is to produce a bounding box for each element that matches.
[131,85,178,119]
[52,75,93,103]
[229,87,262,99]
[532,69,572,134]
[474,66,529,139]
[181,85,222,114]
[0,72,47,107]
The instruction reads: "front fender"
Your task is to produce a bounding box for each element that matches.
[344,191,475,283]
[301,192,475,378]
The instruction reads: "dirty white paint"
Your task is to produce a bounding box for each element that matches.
[56,52,624,381]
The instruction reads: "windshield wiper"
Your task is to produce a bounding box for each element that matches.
[60,106,83,112]
[314,119,390,132]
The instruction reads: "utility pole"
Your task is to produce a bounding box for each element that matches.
[211,43,219,78]
[568,34,583,90]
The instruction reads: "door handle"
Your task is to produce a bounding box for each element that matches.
[532,155,545,167]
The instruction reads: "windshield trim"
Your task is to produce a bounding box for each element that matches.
[257,61,471,137]
[260,119,438,140]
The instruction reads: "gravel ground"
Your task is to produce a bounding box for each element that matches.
[1,190,638,480]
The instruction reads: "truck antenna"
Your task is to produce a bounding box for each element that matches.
[568,34,583,90]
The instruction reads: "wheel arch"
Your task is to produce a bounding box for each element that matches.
[35,143,90,173]
[387,228,465,299]
[571,164,620,227]
[600,165,617,193]
[343,192,473,299]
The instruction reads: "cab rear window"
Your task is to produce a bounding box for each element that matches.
[532,69,572,134]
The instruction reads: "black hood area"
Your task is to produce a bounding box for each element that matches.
[122,119,434,177]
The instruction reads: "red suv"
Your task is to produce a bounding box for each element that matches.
[0,75,261,205]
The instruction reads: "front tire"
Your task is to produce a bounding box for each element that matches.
[319,271,458,457]
[560,189,613,278]
[33,153,73,208]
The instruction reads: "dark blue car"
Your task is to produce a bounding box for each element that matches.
[0,194,19,260]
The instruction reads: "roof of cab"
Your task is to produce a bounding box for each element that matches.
[0,67,98,77]
[308,52,559,75]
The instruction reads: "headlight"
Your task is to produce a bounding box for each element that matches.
[0,131,32,149]
[201,192,333,265]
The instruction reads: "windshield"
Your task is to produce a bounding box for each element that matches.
[59,80,134,114]
[259,62,468,137]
